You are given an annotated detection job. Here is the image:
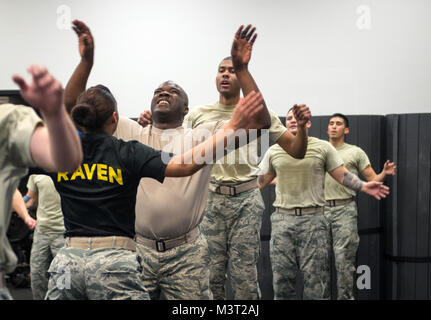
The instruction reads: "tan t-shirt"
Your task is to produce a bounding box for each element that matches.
[0,104,42,273]
[184,102,287,183]
[325,143,370,200]
[259,137,343,209]
[27,174,65,234]
[114,116,223,240]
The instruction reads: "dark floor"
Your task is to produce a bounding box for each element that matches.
[9,286,33,300]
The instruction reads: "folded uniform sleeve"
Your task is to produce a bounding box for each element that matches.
[4,105,43,168]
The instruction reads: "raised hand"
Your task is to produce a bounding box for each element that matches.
[13,65,64,118]
[383,160,397,176]
[292,104,311,127]
[72,19,94,63]
[362,181,390,200]
[138,110,152,127]
[231,24,258,71]
[229,90,264,130]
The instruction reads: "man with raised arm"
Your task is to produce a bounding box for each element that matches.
[63,20,286,300]
[139,25,311,300]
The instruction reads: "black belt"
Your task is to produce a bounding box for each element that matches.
[135,227,200,252]
[276,206,324,216]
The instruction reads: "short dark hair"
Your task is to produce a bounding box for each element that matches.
[287,106,295,115]
[330,113,349,128]
[220,56,232,64]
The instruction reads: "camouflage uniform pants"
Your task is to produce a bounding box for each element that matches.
[270,211,330,300]
[199,187,264,300]
[0,271,12,300]
[45,246,149,300]
[136,233,212,300]
[30,229,65,300]
[0,287,12,300]
[324,201,360,300]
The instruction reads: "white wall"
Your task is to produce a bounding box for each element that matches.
[1,0,430,117]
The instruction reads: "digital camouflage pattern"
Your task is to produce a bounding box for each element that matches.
[0,288,12,300]
[199,188,264,300]
[324,200,359,300]
[270,211,331,300]
[136,233,212,300]
[30,229,65,300]
[45,246,149,300]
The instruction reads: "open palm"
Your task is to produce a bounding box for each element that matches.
[72,19,94,62]
[383,160,397,176]
[363,181,390,200]
[231,25,257,69]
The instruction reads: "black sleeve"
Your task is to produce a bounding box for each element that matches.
[28,167,49,176]
[129,141,173,183]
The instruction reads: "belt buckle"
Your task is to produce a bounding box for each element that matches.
[219,186,229,195]
[219,185,236,196]
[215,185,221,194]
[329,200,336,207]
[156,239,166,252]
[294,208,302,216]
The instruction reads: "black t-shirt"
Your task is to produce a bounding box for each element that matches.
[40,133,170,238]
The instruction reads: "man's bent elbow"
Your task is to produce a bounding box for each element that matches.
[62,156,82,173]
[288,148,306,159]
[296,149,307,159]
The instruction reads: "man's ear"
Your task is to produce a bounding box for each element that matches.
[344,127,350,135]
[112,111,119,123]
[183,106,189,116]
[306,120,312,129]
